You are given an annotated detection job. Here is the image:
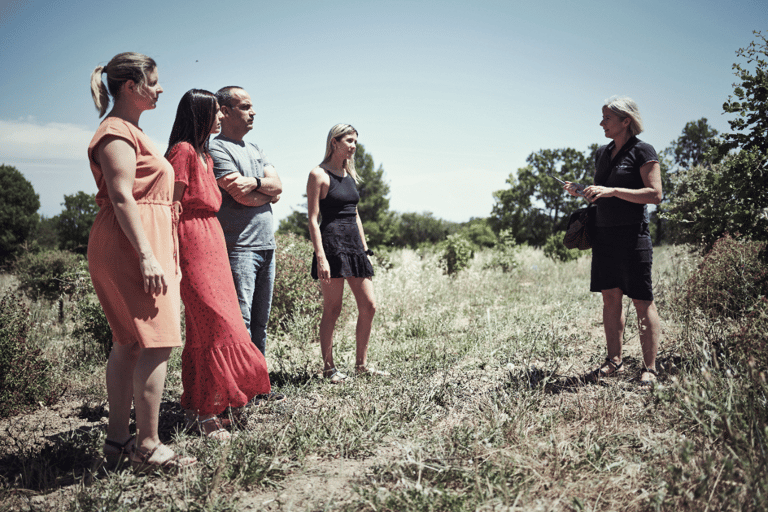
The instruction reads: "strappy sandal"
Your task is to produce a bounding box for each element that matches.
[195,416,231,440]
[584,357,623,383]
[184,409,231,440]
[638,367,658,388]
[323,368,348,384]
[102,436,134,469]
[355,365,391,377]
[131,443,197,475]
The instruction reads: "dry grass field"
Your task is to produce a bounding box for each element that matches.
[1,244,765,511]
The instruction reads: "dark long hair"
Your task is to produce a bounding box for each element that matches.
[165,89,218,157]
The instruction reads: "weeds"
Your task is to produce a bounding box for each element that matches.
[0,244,766,510]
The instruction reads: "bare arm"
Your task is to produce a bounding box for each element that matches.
[219,164,283,197]
[583,161,662,205]
[307,167,330,282]
[97,136,167,295]
[216,173,280,207]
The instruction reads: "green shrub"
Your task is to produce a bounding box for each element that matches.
[730,297,768,369]
[14,250,87,302]
[0,290,58,417]
[484,229,519,272]
[686,234,768,319]
[441,233,474,275]
[542,230,582,262]
[72,299,113,361]
[271,232,323,336]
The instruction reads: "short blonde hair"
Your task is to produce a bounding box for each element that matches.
[321,123,360,183]
[604,96,644,136]
[90,52,157,117]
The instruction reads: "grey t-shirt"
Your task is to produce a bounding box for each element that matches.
[209,134,276,251]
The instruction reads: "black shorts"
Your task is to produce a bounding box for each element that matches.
[590,223,653,301]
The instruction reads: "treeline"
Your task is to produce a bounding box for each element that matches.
[0,167,98,266]
[3,33,766,264]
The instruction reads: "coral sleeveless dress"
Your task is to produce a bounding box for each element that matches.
[87,117,182,348]
[168,142,271,415]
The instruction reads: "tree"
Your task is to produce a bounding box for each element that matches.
[718,30,768,158]
[663,32,768,249]
[491,147,594,246]
[655,118,719,244]
[54,191,99,254]
[665,118,719,170]
[389,211,455,248]
[0,164,40,264]
[458,217,497,248]
[29,216,60,251]
[278,207,310,239]
[354,143,393,247]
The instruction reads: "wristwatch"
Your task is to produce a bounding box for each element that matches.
[254,177,262,190]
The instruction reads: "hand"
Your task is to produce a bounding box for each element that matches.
[139,254,168,295]
[583,185,615,203]
[316,256,331,283]
[564,181,585,197]
[270,194,281,204]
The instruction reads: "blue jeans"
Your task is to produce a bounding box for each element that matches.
[227,249,275,355]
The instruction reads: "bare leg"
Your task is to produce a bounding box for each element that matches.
[133,347,172,452]
[106,342,140,443]
[601,288,625,366]
[632,299,660,372]
[346,277,376,368]
[319,279,345,373]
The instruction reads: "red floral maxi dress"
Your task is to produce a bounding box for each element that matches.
[168,142,271,415]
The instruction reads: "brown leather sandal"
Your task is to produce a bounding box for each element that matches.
[638,367,658,388]
[102,436,134,469]
[584,357,623,383]
[131,444,197,475]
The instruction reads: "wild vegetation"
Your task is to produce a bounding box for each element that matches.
[0,235,766,511]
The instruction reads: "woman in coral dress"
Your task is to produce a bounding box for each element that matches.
[88,52,195,472]
[166,89,272,438]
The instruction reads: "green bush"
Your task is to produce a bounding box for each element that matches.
[730,297,768,369]
[270,232,323,336]
[484,229,519,272]
[14,250,87,302]
[72,299,113,361]
[685,234,768,368]
[0,290,58,417]
[441,233,474,275]
[542,230,582,262]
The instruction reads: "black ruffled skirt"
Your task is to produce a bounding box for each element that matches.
[590,223,653,301]
[311,217,374,279]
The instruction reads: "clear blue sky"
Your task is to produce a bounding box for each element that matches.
[0,0,765,222]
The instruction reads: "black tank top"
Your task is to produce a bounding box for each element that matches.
[319,170,359,229]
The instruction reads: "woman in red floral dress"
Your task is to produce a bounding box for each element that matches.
[166,89,272,438]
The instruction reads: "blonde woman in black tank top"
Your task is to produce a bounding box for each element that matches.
[306,124,389,383]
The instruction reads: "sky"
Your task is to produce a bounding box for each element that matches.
[0,0,765,224]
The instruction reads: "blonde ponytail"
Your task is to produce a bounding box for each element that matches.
[90,65,109,117]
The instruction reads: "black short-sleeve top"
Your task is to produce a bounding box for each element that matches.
[593,136,658,227]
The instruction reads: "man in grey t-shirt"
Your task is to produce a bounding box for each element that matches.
[210,86,282,355]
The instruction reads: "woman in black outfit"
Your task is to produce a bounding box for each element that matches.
[307,124,389,383]
[565,97,662,387]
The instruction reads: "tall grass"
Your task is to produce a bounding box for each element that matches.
[0,244,765,511]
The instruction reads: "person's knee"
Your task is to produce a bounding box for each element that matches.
[360,300,376,318]
[324,302,343,320]
[632,299,654,316]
